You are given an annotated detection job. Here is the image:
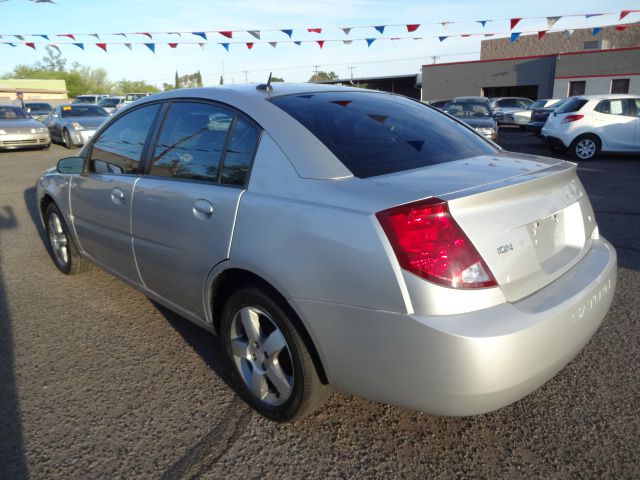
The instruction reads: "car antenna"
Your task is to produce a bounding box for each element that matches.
[256,72,273,93]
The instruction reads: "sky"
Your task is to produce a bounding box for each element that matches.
[0,0,637,88]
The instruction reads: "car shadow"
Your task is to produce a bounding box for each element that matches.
[23,186,48,247]
[0,205,29,480]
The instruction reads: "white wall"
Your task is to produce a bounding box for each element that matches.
[553,75,640,98]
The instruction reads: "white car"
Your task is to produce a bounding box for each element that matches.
[512,99,562,127]
[542,94,640,160]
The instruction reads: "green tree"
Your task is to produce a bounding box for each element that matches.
[196,70,203,87]
[271,76,285,82]
[174,70,180,89]
[113,80,160,95]
[308,70,338,83]
[219,75,224,85]
[36,46,67,72]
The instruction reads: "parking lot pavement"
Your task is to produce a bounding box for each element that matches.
[1,141,639,480]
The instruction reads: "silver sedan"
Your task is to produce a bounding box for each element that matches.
[46,103,110,149]
[37,84,616,422]
[0,104,50,150]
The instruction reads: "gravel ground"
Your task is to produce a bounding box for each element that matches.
[0,133,638,480]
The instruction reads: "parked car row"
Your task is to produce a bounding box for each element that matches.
[0,92,157,152]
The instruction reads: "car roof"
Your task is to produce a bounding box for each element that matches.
[132,83,395,180]
[452,96,489,102]
[574,94,640,100]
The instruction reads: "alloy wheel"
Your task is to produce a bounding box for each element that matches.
[575,138,596,160]
[47,212,69,267]
[229,306,294,406]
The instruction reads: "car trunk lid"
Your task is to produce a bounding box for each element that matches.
[370,152,595,302]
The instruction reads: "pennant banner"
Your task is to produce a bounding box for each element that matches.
[406,24,420,32]
[144,43,155,53]
[510,32,521,43]
[366,38,376,47]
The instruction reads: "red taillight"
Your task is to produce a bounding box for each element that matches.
[561,114,584,124]
[376,198,497,289]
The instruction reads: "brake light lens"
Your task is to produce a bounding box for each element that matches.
[561,114,584,124]
[376,198,497,289]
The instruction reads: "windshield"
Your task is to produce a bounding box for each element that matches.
[73,96,96,103]
[25,103,52,112]
[444,101,492,118]
[271,92,497,179]
[0,106,28,120]
[61,105,109,117]
[99,98,120,107]
[530,100,547,109]
[125,93,147,101]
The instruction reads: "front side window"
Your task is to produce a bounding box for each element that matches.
[271,92,496,178]
[88,103,160,174]
[149,102,233,182]
[0,106,28,119]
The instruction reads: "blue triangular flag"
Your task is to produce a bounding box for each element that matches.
[144,43,155,53]
[73,43,84,50]
[281,29,293,38]
[5,43,17,47]
[37,34,50,40]
[585,13,602,19]
[374,25,385,34]
[221,43,229,51]
[510,32,521,43]
[591,27,602,36]
[366,38,376,47]
[294,41,301,46]
[477,20,488,27]
[192,32,207,40]
[438,36,448,42]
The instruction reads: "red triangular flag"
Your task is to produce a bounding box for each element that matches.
[25,42,36,50]
[96,43,107,52]
[510,18,522,30]
[615,24,631,31]
[461,34,471,37]
[58,33,76,40]
[619,10,631,20]
[538,30,547,40]
[317,40,324,49]
[406,24,420,32]
[219,31,233,39]
[168,43,178,48]
[246,42,254,49]
[307,28,322,33]
[137,32,153,39]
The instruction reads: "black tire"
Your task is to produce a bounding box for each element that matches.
[220,285,330,422]
[62,128,73,149]
[570,134,601,161]
[44,203,90,275]
[547,144,567,155]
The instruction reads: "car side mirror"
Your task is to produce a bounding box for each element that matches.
[57,157,84,174]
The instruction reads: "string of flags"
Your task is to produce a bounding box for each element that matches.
[0,9,637,52]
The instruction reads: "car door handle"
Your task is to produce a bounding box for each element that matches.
[193,199,214,220]
[110,187,126,205]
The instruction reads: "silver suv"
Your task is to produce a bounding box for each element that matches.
[490,97,533,125]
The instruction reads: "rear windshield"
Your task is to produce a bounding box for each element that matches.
[555,98,588,114]
[25,103,52,111]
[444,101,492,118]
[271,92,496,178]
[0,106,27,119]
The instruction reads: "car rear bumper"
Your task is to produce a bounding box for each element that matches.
[542,134,569,148]
[293,237,616,415]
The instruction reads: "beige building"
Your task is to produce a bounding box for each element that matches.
[0,79,68,104]
[481,23,640,60]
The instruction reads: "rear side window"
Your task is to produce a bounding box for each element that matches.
[221,117,260,186]
[555,98,588,114]
[271,92,496,178]
[594,99,632,116]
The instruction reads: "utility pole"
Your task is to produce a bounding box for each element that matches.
[313,64,320,82]
[431,56,439,64]
[348,66,356,83]
[243,71,249,83]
